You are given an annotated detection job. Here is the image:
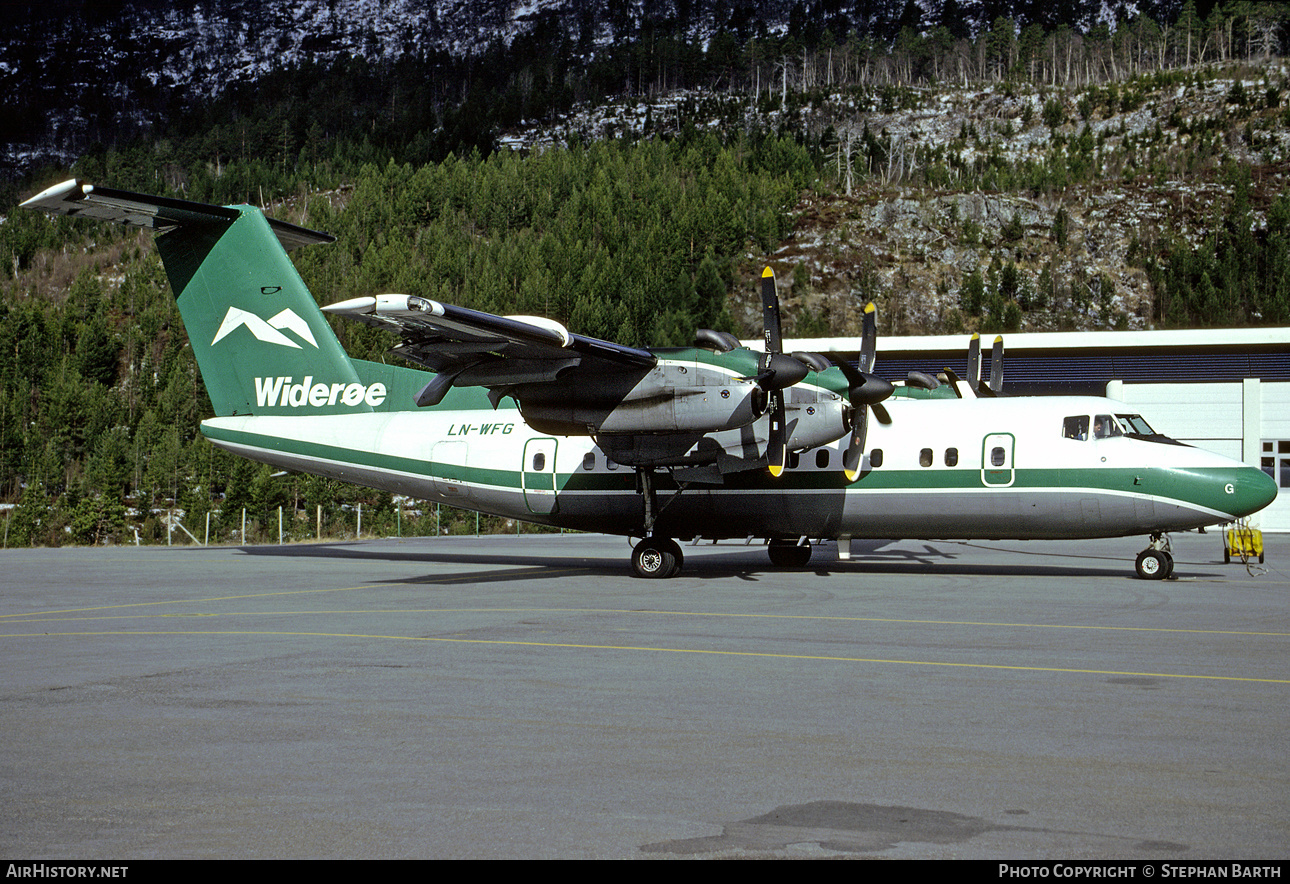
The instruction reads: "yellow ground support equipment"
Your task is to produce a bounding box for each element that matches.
[1224,525,1264,564]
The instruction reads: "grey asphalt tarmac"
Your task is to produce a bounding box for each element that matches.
[1,532,1286,859]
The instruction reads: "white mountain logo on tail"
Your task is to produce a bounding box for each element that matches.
[212,307,319,349]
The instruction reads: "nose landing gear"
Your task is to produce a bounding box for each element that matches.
[1135,533,1174,580]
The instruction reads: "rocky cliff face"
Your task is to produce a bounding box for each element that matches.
[730,67,1289,336]
[485,58,1289,335]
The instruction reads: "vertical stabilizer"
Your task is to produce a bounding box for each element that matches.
[21,180,371,417]
[156,208,367,416]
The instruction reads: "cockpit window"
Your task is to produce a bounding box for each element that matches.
[1063,415,1090,440]
[1117,414,1156,435]
[1092,414,1123,439]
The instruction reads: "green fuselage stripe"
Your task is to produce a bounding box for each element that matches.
[200,422,1253,518]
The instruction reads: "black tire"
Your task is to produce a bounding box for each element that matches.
[1161,550,1174,579]
[633,538,679,578]
[1135,549,1168,580]
[663,538,684,576]
[768,539,812,568]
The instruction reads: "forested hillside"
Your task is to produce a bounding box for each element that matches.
[1,0,1288,546]
[0,134,813,546]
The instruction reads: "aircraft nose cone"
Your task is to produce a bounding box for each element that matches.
[1233,465,1278,518]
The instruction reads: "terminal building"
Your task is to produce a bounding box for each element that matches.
[784,327,1290,531]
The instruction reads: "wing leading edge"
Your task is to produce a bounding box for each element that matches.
[323,294,657,408]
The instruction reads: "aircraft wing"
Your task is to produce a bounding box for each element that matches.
[20,179,334,250]
[323,295,657,406]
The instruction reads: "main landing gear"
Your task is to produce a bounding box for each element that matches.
[632,536,684,578]
[631,468,686,578]
[1134,533,1174,580]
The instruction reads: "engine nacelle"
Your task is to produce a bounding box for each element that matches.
[515,360,767,436]
[597,394,849,472]
[597,381,765,434]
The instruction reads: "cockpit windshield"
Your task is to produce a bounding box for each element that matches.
[1064,414,1127,441]
[1092,414,1123,438]
[1116,414,1157,435]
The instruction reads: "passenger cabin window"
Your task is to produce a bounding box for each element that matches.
[816,449,830,469]
[944,448,958,467]
[870,449,884,468]
[991,447,1006,467]
[1063,415,1090,440]
[582,452,596,471]
[788,452,800,470]
[919,448,933,467]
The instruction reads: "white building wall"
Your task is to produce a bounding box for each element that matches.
[1257,382,1290,531]
[1116,381,1288,531]
[1261,382,1290,440]
[1117,382,1244,461]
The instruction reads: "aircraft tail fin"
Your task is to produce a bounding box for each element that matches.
[21,180,383,417]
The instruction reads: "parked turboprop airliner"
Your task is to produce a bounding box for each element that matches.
[21,180,1277,578]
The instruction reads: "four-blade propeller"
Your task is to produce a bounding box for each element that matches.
[966,333,1005,397]
[755,267,894,481]
[751,265,1001,481]
[756,267,806,476]
[830,302,893,481]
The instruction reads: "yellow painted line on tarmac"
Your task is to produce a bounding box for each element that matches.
[0,568,587,620]
[0,629,1286,684]
[0,585,375,618]
[650,610,1290,638]
[3,605,1285,638]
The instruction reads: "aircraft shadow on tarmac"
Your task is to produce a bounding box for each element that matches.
[226,538,1186,584]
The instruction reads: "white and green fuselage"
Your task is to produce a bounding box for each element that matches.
[19,181,1276,551]
[201,378,1275,541]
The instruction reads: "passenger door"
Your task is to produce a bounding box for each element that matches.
[522,437,559,515]
[981,433,1015,487]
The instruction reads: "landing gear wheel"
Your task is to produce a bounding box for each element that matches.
[632,537,683,578]
[1135,549,1171,580]
[767,539,812,568]
[665,539,684,576]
